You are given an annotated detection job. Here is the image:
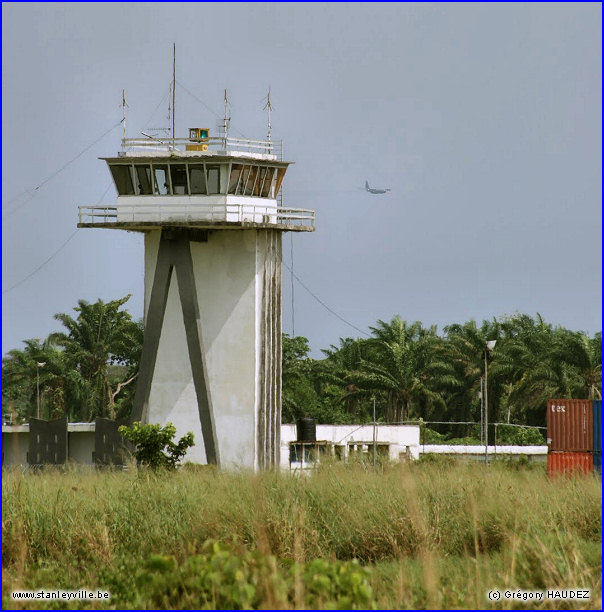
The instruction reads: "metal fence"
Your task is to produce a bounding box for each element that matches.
[78,203,314,229]
[122,136,283,159]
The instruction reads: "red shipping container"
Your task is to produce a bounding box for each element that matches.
[546,399,593,451]
[547,452,593,476]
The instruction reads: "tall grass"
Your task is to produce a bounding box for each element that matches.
[2,460,601,609]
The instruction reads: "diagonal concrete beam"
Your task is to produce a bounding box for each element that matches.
[130,229,219,465]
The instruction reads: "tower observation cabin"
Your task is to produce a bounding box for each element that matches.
[79,129,313,231]
[78,127,314,470]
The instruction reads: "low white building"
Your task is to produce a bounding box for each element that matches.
[280,423,421,471]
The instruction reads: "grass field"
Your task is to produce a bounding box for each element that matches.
[2,459,601,609]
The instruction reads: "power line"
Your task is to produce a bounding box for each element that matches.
[3,120,122,219]
[2,183,113,296]
[175,80,249,139]
[140,85,172,132]
[2,230,79,295]
[281,257,370,338]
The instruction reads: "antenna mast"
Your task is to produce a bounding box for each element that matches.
[121,89,128,151]
[263,87,273,143]
[222,89,230,146]
[172,43,176,147]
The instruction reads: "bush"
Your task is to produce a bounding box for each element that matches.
[495,425,545,446]
[118,422,194,470]
[135,540,374,609]
[295,557,374,609]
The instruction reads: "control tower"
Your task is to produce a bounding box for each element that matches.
[78,127,314,469]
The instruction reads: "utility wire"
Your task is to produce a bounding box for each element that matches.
[175,80,249,139]
[2,231,79,295]
[281,257,370,338]
[2,183,113,296]
[3,120,122,219]
[140,85,172,132]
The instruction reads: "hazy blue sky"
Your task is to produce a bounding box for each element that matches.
[2,2,601,358]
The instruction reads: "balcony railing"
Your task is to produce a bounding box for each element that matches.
[121,136,283,159]
[78,203,314,229]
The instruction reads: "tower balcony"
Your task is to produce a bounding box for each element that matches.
[78,197,314,232]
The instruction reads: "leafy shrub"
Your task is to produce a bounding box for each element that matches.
[118,422,194,470]
[293,557,374,609]
[421,427,448,444]
[445,436,482,446]
[495,425,545,446]
[135,540,374,609]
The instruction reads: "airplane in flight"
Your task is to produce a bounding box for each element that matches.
[365,180,391,194]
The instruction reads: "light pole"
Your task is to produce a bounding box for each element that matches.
[479,376,484,444]
[36,362,46,419]
[484,340,496,465]
[372,396,377,472]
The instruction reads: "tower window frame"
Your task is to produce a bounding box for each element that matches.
[109,164,135,195]
[151,164,171,195]
[134,165,153,195]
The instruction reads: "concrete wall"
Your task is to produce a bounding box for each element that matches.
[144,229,281,469]
[2,429,29,466]
[117,195,278,224]
[2,425,548,468]
[420,445,548,463]
[2,424,96,467]
[68,432,95,465]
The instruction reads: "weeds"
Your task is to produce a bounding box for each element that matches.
[2,462,601,609]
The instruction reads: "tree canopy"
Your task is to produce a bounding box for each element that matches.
[3,296,142,423]
[2,298,600,432]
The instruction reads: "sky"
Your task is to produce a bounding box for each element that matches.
[2,2,601,358]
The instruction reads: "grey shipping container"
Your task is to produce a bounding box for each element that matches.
[546,399,593,452]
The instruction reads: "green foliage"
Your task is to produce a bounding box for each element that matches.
[136,541,284,609]
[283,313,601,430]
[444,436,483,446]
[2,295,142,423]
[295,557,374,609]
[2,298,601,430]
[495,425,545,446]
[135,540,373,610]
[282,334,321,422]
[52,295,143,421]
[421,427,448,444]
[3,465,600,609]
[118,422,194,470]
[345,317,460,423]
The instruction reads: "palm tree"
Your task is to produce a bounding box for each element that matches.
[493,313,602,426]
[554,330,602,400]
[346,317,459,422]
[319,337,371,419]
[51,295,142,420]
[2,338,70,421]
[442,318,502,427]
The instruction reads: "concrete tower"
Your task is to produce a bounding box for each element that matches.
[78,125,314,469]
